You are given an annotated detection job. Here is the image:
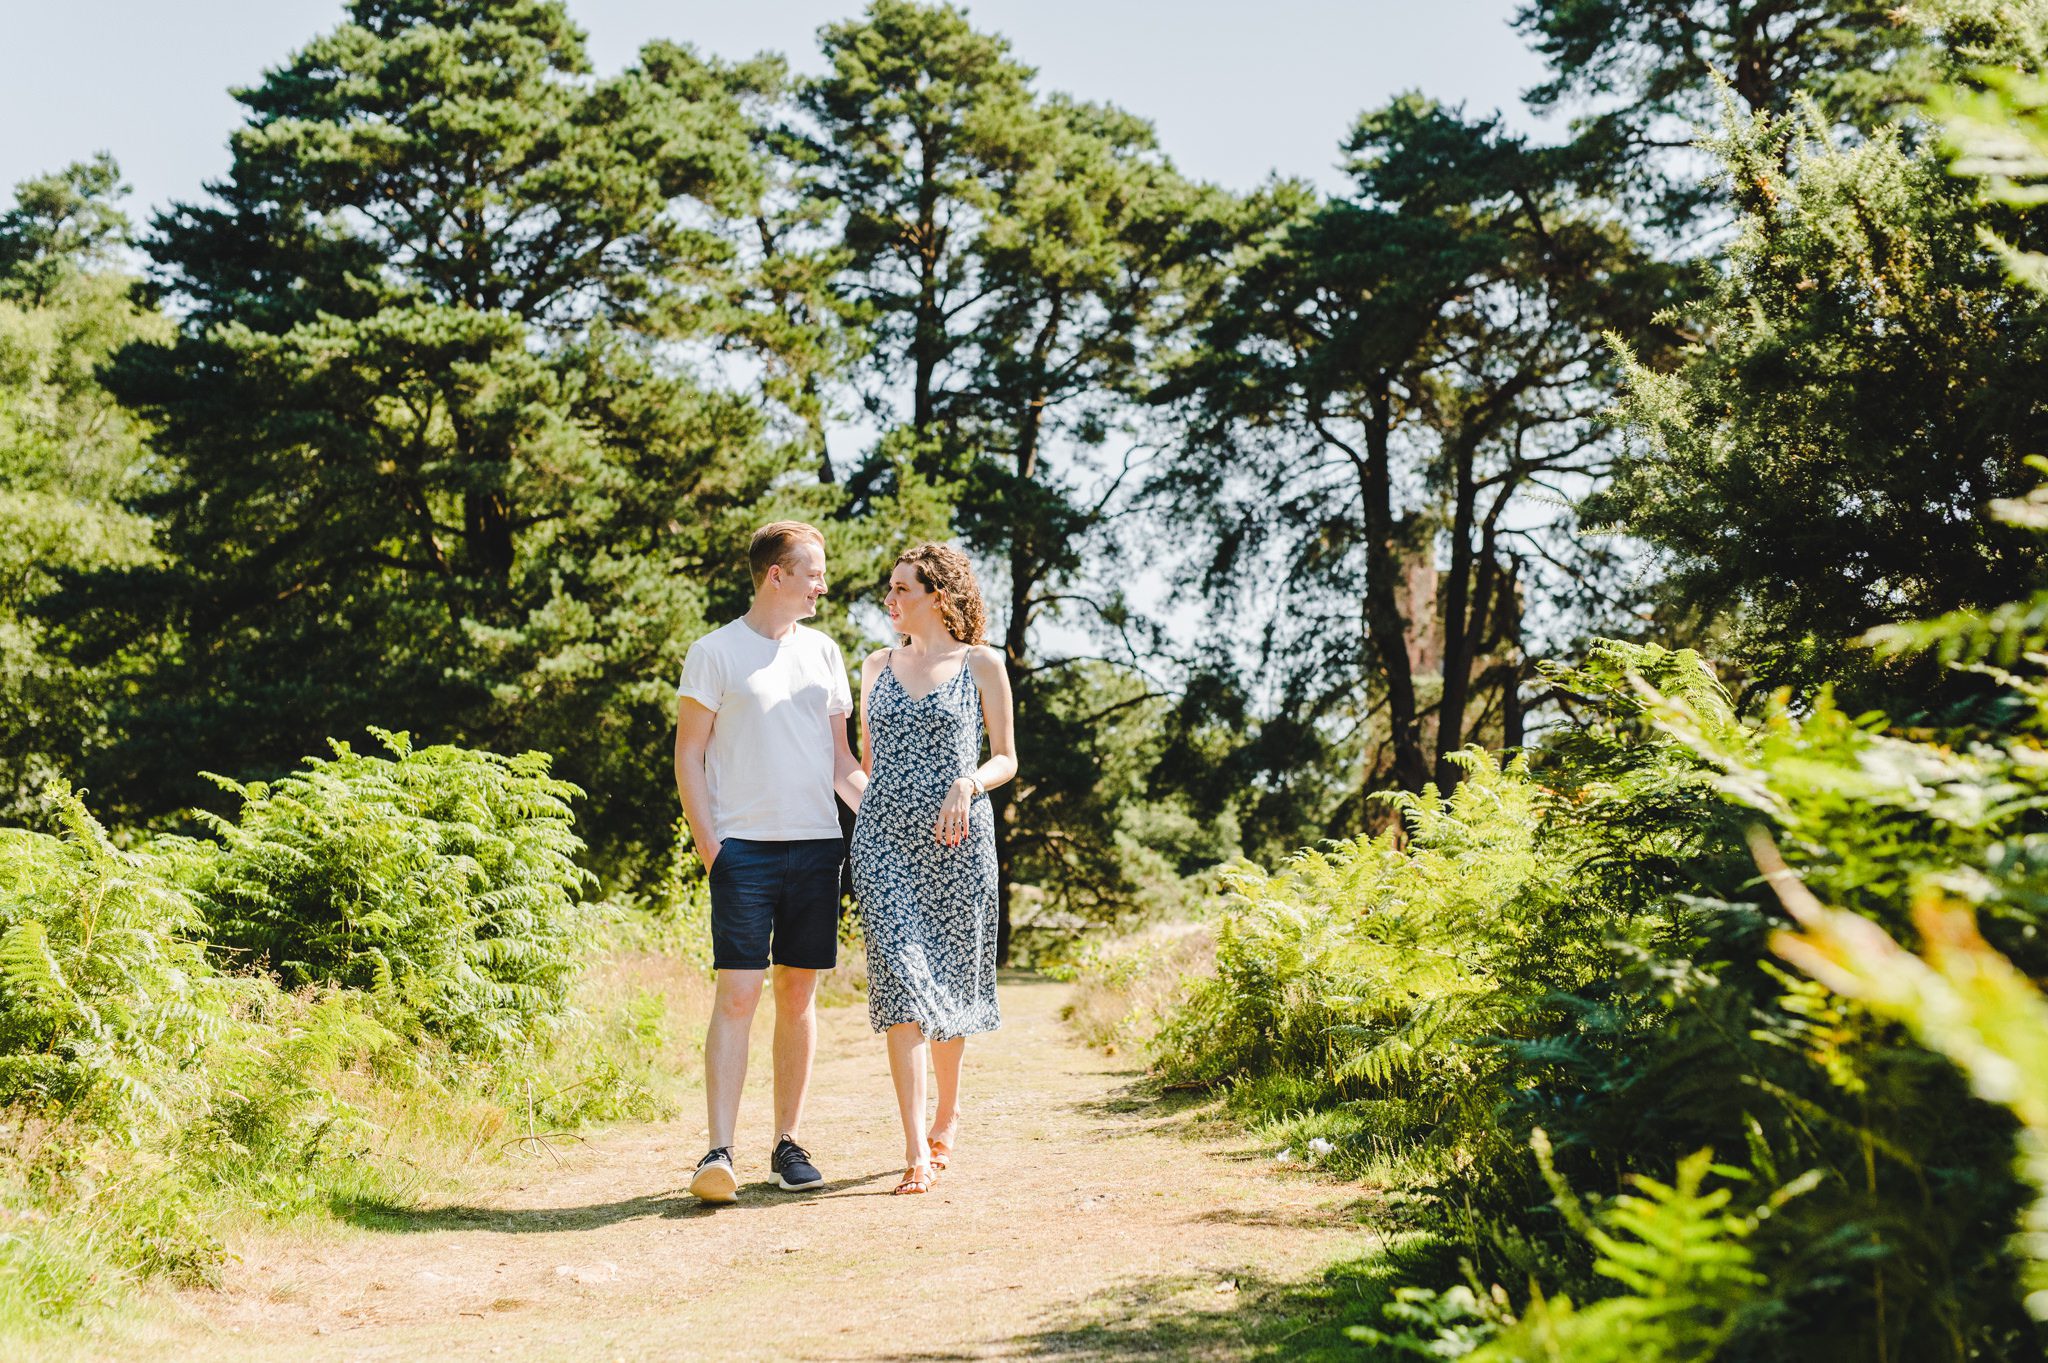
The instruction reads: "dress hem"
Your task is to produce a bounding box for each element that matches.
[866,1015,1001,1043]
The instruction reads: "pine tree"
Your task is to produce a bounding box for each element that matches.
[0,157,169,821]
[70,2,834,880]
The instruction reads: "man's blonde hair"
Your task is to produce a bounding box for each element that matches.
[749,521,827,589]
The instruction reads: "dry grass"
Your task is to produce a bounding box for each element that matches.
[1058,921,1217,1056]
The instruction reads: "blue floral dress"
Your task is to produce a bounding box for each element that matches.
[851,654,1001,1041]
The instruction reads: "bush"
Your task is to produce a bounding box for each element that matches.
[0,788,223,1128]
[1153,750,1551,1169]
[193,729,598,1054]
[1141,624,2047,1360]
[0,734,698,1350]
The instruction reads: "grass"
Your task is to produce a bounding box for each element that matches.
[0,935,715,1356]
[1019,1231,1464,1361]
[1053,921,1217,1056]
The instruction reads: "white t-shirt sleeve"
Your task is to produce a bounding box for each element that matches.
[677,636,724,712]
[824,639,854,717]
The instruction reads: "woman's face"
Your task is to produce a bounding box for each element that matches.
[884,564,939,636]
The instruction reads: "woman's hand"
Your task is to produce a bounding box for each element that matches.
[934,777,977,847]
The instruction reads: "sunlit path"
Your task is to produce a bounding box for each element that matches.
[155,977,1373,1362]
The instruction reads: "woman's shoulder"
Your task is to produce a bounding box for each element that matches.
[861,646,894,672]
[965,644,1006,675]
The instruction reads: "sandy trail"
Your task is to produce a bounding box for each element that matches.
[150,975,1375,1361]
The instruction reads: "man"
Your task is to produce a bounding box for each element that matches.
[674,521,865,1202]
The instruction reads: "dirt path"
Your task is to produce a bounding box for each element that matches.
[153,976,1378,1362]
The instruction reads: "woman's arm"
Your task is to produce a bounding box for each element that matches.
[934,646,1017,847]
[967,645,1018,792]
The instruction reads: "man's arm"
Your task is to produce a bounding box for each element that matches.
[832,713,866,810]
[674,696,720,868]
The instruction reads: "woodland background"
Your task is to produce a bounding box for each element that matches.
[6,1,2048,1358]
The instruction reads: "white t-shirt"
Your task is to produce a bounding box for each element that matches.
[677,619,853,843]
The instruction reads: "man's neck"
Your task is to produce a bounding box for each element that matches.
[743,600,804,640]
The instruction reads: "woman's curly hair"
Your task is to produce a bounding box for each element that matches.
[897,543,987,645]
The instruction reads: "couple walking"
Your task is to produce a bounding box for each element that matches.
[672,521,1016,1200]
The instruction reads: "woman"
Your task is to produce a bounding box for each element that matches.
[849,543,1017,1196]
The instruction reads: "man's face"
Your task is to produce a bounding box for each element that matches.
[772,541,828,618]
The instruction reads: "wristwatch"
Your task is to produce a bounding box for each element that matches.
[968,776,986,797]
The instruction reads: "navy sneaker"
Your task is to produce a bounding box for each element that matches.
[689,1146,737,1204]
[771,1136,823,1191]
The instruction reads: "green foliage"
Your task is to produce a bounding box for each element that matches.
[1156,750,1550,1170]
[1938,58,2048,288]
[1596,11,2048,696]
[1774,884,2048,1320]
[193,730,597,1054]
[0,157,168,824]
[66,0,896,887]
[1359,1141,1815,1360]
[1139,618,2045,1359]
[0,790,220,1127]
[0,738,697,1345]
[1149,93,1676,829]
[1515,0,1912,225]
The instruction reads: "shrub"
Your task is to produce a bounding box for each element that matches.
[0,788,222,1128]
[1153,750,1551,1167]
[193,729,598,1054]
[1143,627,2047,1358]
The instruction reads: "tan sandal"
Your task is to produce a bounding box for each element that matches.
[928,1138,953,1173]
[893,1161,936,1195]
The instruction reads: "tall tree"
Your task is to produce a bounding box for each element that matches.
[0,158,169,820]
[801,0,1034,454]
[74,1,849,881]
[655,51,866,485]
[1153,100,1673,836]
[806,2,1225,952]
[1515,0,1909,223]
[1598,86,2048,694]
[954,96,1221,948]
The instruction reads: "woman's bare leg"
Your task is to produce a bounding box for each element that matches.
[885,1022,932,1167]
[929,1036,965,1151]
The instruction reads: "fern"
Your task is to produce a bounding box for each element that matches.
[0,787,221,1128]
[192,731,598,1054]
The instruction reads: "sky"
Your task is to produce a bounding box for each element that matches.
[1,0,1555,219]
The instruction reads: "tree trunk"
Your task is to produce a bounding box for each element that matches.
[1435,434,1480,792]
[464,488,515,587]
[1498,562,1525,750]
[993,780,1017,964]
[991,300,1058,964]
[912,128,941,435]
[806,372,836,484]
[1353,393,1430,795]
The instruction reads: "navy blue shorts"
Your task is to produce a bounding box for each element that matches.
[706,837,843,971]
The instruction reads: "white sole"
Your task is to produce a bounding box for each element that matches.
[689,1164,738,1203]
[774,1173,823,1191]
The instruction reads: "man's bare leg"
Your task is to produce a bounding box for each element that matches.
[771,966,821,1141]
[704,968,765,1149]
